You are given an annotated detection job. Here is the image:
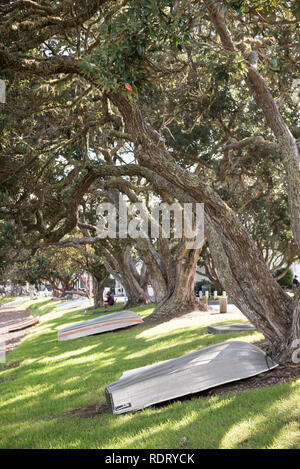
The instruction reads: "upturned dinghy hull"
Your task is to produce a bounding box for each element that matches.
[1,298,28,309]
[56,297,89,311]
[8,316,39,332]
[105,341,277,414]
[64,291,86,296]
[207,324,255,334]
[58,310,143,341]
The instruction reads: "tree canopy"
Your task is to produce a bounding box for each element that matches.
[0,0,300,361]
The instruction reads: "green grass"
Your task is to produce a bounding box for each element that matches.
[0,298,299,449]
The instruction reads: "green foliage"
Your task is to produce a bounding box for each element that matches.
[0,0,299,303]
[228,0,299,17]
[0,222,17,278]
[104,277,115,287]
[80,0,193,92]
[194,279,215,294]
[274,268,294,288]
[9,248,85,290]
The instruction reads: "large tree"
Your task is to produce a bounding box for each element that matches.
[0,0,300,362]
[60,183,207,319]
[6,247,85,297]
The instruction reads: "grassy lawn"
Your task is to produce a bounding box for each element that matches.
[0,298,299,449]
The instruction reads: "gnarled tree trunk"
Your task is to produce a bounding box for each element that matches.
[110,91,297,363]
[147,243,207,322]
[104,244,152,308]
[135,238,169,303]
[93,274,108,309]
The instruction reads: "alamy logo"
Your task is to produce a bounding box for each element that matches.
[96,195,204,249]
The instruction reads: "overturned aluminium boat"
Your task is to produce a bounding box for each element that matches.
[207,324,256,334]
[58,310,143,341]
[105,341,277,414]
[56,297,89,311]
[8,316,39,332]
[1,298,28,309]
[64,290,87,296]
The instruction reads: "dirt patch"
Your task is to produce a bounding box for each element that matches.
[0,306,33,355]
[143,304,241,326]
[0,361,20,370]
[47,403,109,420]
[64,403,109,418]
[203,363,300,397]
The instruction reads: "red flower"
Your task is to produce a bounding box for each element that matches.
[125,83,133,92]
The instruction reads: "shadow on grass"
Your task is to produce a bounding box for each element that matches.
[1,377,298,449]
[0,298,298,449]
